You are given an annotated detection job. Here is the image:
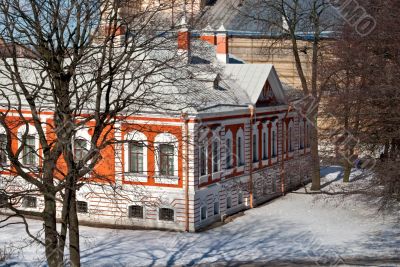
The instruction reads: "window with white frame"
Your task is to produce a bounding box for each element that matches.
[74,138,88,161]
[213,201,219,215]
[307,123,311,148]
[23,196,37,208]
[262,127,268,160]
[225,130,233,169]
[299,120,305,149]
[0,134,7,166]
[288,121,294,152]
[159,208,174,221]
[155,133,178,177]
[128,205,144,219]
[212,139,220,173]
[271,126,277,158]
[252,132,258,163]
[200,205,207,221]
[128,141,144,174]
[125,131,147,175]
[236,128,244,166]
[77,201,88,213]
[22,135,36,166]
[159,144,174,176]
[199,139,207,176]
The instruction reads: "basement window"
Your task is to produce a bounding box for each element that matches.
[0,193,8,208]
[77,201,88,213]
[159,208,174,221]
[23,196,37,208]
[201,205,207,221]
[128,205,144,219]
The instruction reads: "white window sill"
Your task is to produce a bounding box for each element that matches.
[261,159,269,166]
[199,175,208,184]
[252,162,259,169]
[271,157,278,163]
[154,176,179,185]
[224,168,234,176]
[236,165,245,172]
[212,171,223,180]
[124,174,148,183]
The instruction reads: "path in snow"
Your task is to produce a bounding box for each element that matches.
[1,166,399,266]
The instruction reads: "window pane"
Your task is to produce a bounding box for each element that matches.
[226,139,231,168]
[74,138,88,161]
[159,144,174,176]
[129,141,144,174]
[0,134,7,165]
[252,134,257,162]
[199,142,207,176]
[22,135,36,166]
[23,196,37,208]
[159,208,174,221]
[201,206,207,220]
[128,205,144,218]
[77,201,88,213]
[213,201,219,215]
[212,140,219,172]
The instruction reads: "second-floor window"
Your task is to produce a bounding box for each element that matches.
[128,141,144,174]
[0,134,7,165]
[262,131,268,160]
[212,140,220,172]
[74,138,88,161]
[22,135,36,166]
[272,130,277,157]
[159,144,174,176]
[199,141,207,176]
[226,138,232,169]
[237,136,244,166]
[252,133,258,162]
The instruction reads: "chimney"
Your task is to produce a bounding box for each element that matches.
[177,17,191,61]
[216,25,229,64]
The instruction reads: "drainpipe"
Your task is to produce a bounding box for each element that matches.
[181,112,190,232]
[248,105,255,208]
[280,104,292,196]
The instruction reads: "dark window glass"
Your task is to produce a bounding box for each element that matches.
[159,144,174,176]
[212,140,220,172]
[213,201,219,215]
[77,201,88,213]
[199,141,207,176]
[159,208,174,221]
[0,193,8,208]
[74,138,88,161]
[22,135,36,166]
[0,134,7,165]
[128,205,144,219]
[23,196,37,208]
[129,141,144,174]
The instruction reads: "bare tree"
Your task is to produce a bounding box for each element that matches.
[0,0,206,266]
[235,0,338,190]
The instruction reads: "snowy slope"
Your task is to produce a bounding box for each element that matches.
[1,166,399,266]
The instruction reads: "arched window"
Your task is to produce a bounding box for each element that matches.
[225,130,233,169]
[73,127,91,163]
[199,138,208,176]
[18,124,39,167]
[125,131,147,175]
[262,124,269,160]
[154,133,178,177]
[288,120,294,152]
[299,120,305,149]
[236,128,244,166]
[252,125,258,163]
[212,138,220,173]
[271,122,278,158]
[0,127,8,166]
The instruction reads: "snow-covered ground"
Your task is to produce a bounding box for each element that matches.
[1,166,399,266]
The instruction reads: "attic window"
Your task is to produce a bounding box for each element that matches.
[213,74,221,89]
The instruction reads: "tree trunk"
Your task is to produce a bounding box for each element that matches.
[43,192,62,267]
[310,108,321,191]
[343,158,352,183]
[68,189,81,267]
